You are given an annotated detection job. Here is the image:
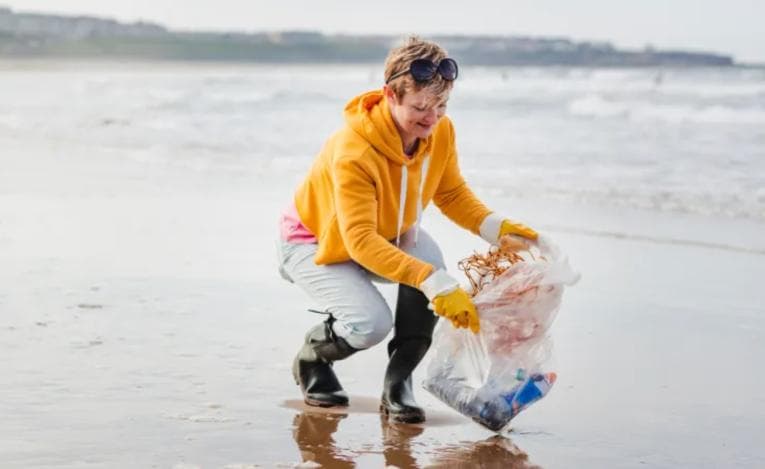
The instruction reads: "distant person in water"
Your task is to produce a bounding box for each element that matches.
[276,36,538,423]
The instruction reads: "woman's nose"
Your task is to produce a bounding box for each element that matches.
[424,108,438,123]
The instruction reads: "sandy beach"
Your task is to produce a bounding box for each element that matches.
[2,137,763,468]
[1,62,764,468]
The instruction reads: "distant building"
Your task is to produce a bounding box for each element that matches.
[0,6,166,38]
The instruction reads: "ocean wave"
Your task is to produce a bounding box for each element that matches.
[0,114,24,131]
[568,94,628,118]
[468,167,765,222]
[568,94,765,125]
[149,88,340,113]
[458,67,765,109]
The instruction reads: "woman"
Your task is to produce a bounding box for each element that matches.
[277,36,537,424]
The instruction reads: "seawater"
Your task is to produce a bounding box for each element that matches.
[1,61,763,220]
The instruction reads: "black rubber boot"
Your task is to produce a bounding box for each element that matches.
[293,316,358,407]
[380,284,439,423]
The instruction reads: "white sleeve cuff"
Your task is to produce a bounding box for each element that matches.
[479,212,504,244]
[419,269,460,301]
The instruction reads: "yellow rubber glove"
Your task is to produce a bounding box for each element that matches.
[499,219,538,241]
[431,288,480,333]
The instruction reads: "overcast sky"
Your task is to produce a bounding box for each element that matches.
[3,0,763,63]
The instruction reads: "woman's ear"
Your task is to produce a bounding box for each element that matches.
[383,85,397,104]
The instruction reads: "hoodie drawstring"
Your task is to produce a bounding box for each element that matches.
[414,156,429,244]
[395,164,408,247]
[395,156,429,247]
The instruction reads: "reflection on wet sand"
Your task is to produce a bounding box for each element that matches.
[291,410,540,468]
[292,412,355,468]
[381,415,425,468]
[425,435,541,469]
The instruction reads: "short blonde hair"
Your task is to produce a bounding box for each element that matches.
[384,36,453,100]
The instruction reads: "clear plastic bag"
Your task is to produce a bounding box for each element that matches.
[423,235,579,432]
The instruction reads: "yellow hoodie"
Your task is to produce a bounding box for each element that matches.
[294,90,492,288]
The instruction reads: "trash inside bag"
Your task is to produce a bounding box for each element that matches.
[423,235,579,432]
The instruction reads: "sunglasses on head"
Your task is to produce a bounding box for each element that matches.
[386,58,459,84]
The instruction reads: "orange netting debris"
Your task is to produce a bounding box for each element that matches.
[458,236,537,296]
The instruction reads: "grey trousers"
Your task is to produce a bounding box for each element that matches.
[277,228,446,350]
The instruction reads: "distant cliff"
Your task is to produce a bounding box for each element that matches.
[0,6,735,66]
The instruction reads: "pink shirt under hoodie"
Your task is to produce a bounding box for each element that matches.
[279,203,318,244]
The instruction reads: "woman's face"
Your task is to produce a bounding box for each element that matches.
[386,86,449,147]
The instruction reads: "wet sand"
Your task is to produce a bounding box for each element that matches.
[2,137,764,468]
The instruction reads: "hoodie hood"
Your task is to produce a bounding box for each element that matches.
[344,90,431,167]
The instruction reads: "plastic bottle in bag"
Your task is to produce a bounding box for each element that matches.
[469,372,557,432]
